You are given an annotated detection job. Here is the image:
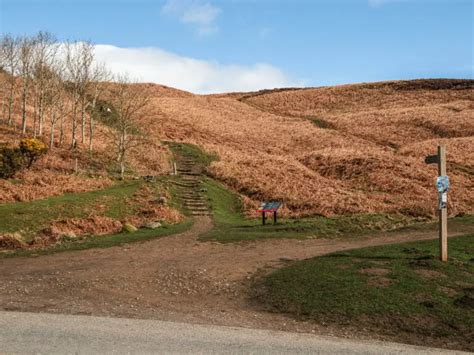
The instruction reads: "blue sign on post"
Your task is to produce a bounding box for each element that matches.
[436,176,449,209]
[436,176,449,193]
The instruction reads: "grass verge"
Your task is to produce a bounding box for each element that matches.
[0,219,193,258]
[0,181,143,242]
[200,177,473,242]
[256,234,474,351]
[0,176,194,257]
[166,141,218,167]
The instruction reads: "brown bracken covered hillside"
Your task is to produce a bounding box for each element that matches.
[154,79,473,217]
[1,77,473,218]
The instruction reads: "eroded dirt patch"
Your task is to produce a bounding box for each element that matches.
[359,268,390,276]
[414,269,446,279]
[366,277,393,288]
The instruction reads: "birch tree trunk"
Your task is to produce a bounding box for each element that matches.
[89,96,97,151]
[7,85,14,126]
[21,80,28,134]
[71,94,78,148]
[59,109,64,146]
[49,107,56,149]
[81,98,86,144]
[0,88,6,122]
[38,93,44,136]
[33,94,38,137]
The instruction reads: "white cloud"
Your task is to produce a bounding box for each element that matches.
[94,44,304,94]
[162,0,221,36]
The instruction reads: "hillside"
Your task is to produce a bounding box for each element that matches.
[1,77,473,219]
[153,79,473,218]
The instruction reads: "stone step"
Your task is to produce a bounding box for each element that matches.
[182,197,206,202]
[180,198,205,202]
[173,182,200,188]
[188,208,209,213]
[179,175,200,179]
[184,202,207,207]
[178,172,200,176]
[191,211,212,216]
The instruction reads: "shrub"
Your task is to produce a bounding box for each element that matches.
[0,145,24,179]
[19,138,48,168]
[0,139,48,179]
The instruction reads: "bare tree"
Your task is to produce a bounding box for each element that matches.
[80,44,94,145]
[64,41,81,148]
[31,31,57,137]
[0,46,6,122]
[65,40,93,148]
[18,35,35,134]
[106,74,150,179]
[42,58,67,149]
[88,62,110,151]
[0,34,19,126]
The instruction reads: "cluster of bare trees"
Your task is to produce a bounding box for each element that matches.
[0,31,150,179]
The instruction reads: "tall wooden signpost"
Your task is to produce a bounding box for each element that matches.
[425,145,449,262]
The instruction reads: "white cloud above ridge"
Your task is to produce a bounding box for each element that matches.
[94,44,304,94]
[162,0,221,36]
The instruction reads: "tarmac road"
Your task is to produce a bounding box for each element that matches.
[0,311,464,354]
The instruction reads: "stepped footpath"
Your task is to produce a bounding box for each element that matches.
[172,147,211,217]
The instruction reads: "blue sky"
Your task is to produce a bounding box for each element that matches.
[1,0,472,93]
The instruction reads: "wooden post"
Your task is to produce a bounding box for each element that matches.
[262,211,266,225]
[274,211,277,224]
[438,145,448,262]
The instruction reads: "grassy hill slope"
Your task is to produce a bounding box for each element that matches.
[152,79,473,218]
[1,77,472,219]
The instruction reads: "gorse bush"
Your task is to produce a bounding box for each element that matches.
[19,138,48,168]
[0,139,47,178]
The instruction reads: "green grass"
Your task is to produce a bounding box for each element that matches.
[1,219,193,258]
[166,141,218,167]
[0,176,195,257]
[0,181,143,242]
[257,234,474,349]
[200,177,473,242]
[147,142,474,245]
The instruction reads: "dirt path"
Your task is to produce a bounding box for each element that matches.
[0,216,468,344]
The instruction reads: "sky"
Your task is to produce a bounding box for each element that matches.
[0,0,472,93]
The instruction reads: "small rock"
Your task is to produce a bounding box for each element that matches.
[143,221,162,229]
[61,231,77,239]
[122,223,138,233]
